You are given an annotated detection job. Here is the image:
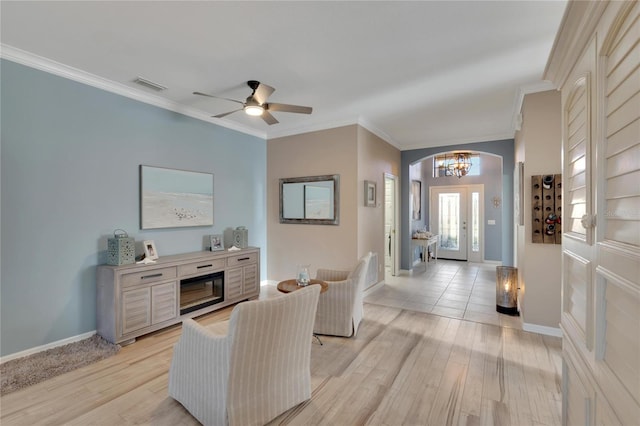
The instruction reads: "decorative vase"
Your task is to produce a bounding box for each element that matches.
[232,226,248,248]
[296,265,310,286]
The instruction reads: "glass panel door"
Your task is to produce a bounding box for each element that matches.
[439,192,461,251]
[472,191,480,253]
[431,187,468,260]
[384,174,397,277]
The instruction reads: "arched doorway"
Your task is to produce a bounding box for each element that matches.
[401,139,514,270]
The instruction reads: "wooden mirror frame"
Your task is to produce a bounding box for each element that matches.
[279,174,340,225]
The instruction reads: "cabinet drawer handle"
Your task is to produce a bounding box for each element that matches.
[237,257,250,261]
[197,264,213,269]
[141,273,163,280]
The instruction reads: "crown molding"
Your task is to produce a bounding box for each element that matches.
[265,115,402,150]
[0,44,266,140]
[265,116,360,140]
[543,0,608,88]
[400,131,515,151]
[357,117,402,150]
[511,80,557,131]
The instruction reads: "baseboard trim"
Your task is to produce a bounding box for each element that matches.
[364,280,385,296]
[1,331,97,364]
[522,322,563,337]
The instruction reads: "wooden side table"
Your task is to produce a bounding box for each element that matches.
[277,278,328,294]
[411,235,439,262]
[277,278,328,345]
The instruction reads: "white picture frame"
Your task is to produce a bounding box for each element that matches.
[143,240,159,260]
[364,180,376,207]
[210,234,224,251]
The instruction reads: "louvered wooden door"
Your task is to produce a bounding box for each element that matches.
[561,3,640,425]
[562,37,596,358]
[561,34,597,426]
[594,3,640,424]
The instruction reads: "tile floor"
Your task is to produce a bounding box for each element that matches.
[364,259,523,329]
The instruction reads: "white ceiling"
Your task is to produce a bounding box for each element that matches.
[1,1,566,150]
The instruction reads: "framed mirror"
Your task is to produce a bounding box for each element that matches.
[279,174,340,225]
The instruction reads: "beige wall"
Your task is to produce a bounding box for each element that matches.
[514,90,562,329]
[267,125,358,281]
[266,124,400,286]
[357,126,401,284]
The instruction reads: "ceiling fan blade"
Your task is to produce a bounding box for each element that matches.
[261,110,279,125]
[253,83,275,105]
[214,109,242,119]
[193,91,244,105]
[266,102,313,114]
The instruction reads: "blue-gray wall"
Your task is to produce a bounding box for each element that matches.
[1,59,267,357]
[410,153,504,263]
[401,139,514,269]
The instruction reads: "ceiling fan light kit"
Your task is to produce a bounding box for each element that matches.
[244,104,264,116]
[194,80,312,125]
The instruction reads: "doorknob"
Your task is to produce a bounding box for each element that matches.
[581,214,596,229]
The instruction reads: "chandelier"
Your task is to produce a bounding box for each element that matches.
[448,153,473,178]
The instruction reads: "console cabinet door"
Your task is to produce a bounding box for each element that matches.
[122,287,151,335]
[242,263,259,296]
[151,281,178,325]
[226,267,243,300]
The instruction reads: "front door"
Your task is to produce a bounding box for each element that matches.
[430,187,468,260]
[430,185,484,262]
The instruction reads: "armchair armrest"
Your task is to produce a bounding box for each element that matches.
[168,319,231,426]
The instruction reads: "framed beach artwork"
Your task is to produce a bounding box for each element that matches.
[140,165,214,229]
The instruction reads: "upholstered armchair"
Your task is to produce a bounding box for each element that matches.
[168,285,320,426]
[313,253,372,337]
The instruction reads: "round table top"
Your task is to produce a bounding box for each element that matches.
[277,279,328,294]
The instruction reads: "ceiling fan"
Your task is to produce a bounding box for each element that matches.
[194,80,312,125]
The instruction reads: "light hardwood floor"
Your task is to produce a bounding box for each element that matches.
[1,267,562,426]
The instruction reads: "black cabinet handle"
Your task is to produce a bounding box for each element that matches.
[197,264,213,269]
[237,257,250,261]
[141,273,162,279]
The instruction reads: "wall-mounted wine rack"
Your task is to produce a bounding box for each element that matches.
[532,174,561,244]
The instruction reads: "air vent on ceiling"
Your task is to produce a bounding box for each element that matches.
[133,76,167,92]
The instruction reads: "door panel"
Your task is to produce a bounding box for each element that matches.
[559,4,640,424]
[431,187,468,261]
[384,174,398,277]
[594,6,640,422]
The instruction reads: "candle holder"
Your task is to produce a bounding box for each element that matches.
[496,266,519,316]
[296,265,310,286]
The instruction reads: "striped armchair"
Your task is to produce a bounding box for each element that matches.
[168,285,320,426]
[313,253,372,337]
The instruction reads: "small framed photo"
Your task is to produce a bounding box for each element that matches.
[210,234,224,251]
[364,180,376,207]
[143,240,159,260]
